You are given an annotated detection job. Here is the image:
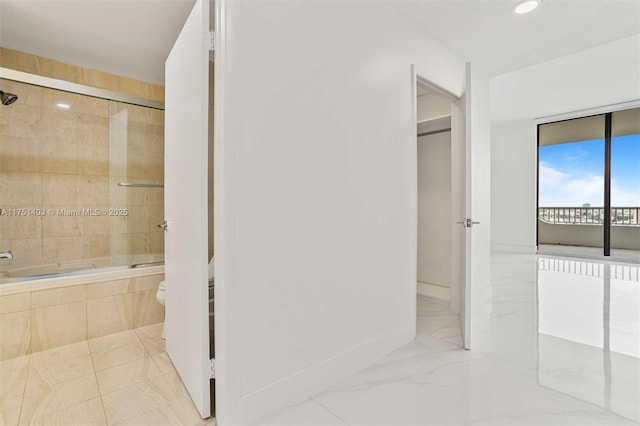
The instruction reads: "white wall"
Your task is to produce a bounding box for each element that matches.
[417,131,452,296]
[214,1,477,424]
[490,35,640,251]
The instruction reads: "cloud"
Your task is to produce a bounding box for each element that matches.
[611,181,640,206]
[538,161,640,207]
[539,161,601,206]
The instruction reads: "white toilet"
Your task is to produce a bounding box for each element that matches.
[156,256,215,339]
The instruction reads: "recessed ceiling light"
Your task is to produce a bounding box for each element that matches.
[513,0,541,14]
[56,103,70,109]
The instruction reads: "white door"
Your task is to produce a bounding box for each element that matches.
[451,62,490,350]
[450,63,472,349]
[164,0,211,418]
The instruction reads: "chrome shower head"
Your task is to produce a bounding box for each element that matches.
[0,90,18,106]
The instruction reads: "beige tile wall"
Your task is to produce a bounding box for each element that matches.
[0,47,164,102]
[0,79,110,268]
[0,273,164,361]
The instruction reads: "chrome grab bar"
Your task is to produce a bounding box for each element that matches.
[117,182,164,188]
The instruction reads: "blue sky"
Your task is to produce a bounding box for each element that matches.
[539,134,640,207]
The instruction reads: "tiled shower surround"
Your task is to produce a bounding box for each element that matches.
[0,272,164,361]
[0,78,164,270]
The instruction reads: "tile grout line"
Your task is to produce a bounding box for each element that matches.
[85,283,89,349]
[29,289,33,357]
[87,341,111,425]
[455,313,463,342]
[91,329,147,368]
[98,330,171,426]
[12,325,164,424]
[312,397,351,425]
[425,317,462,336]
[15,353,32,426]
[419,301,464,346]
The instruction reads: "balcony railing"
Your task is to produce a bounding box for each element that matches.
[538,207,640,226]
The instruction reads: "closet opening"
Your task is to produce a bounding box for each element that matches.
[414,77,465,347]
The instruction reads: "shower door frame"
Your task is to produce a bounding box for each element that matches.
[0,67,164,110]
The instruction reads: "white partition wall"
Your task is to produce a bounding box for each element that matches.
[213,1,490,424]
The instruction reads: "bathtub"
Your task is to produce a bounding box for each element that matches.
[0,256,166,360]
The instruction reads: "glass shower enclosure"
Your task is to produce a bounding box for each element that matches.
[0,71,165,280]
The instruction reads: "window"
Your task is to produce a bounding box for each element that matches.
[537,107,640,256]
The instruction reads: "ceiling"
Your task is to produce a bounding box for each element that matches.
[392,0,640,76]
[0,0,638,86]
[0,0,196,85]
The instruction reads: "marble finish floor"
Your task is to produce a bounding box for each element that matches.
[0,323,215,426]
[4,252,636,426]
[415,297,463,347]
[259,253,640,426]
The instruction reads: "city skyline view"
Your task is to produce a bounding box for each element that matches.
[539,134,640,207]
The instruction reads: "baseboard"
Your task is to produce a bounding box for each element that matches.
[243,328,414,425]
[491,243,537,254]
[417,281,450,301]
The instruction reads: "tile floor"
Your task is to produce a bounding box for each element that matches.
[3,253,637,426]
[0,323,215,426]
[258,253,640,426]
[415,297,463,347]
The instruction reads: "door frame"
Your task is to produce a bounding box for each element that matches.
[411,65,469,347]
[211,0,239,423]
